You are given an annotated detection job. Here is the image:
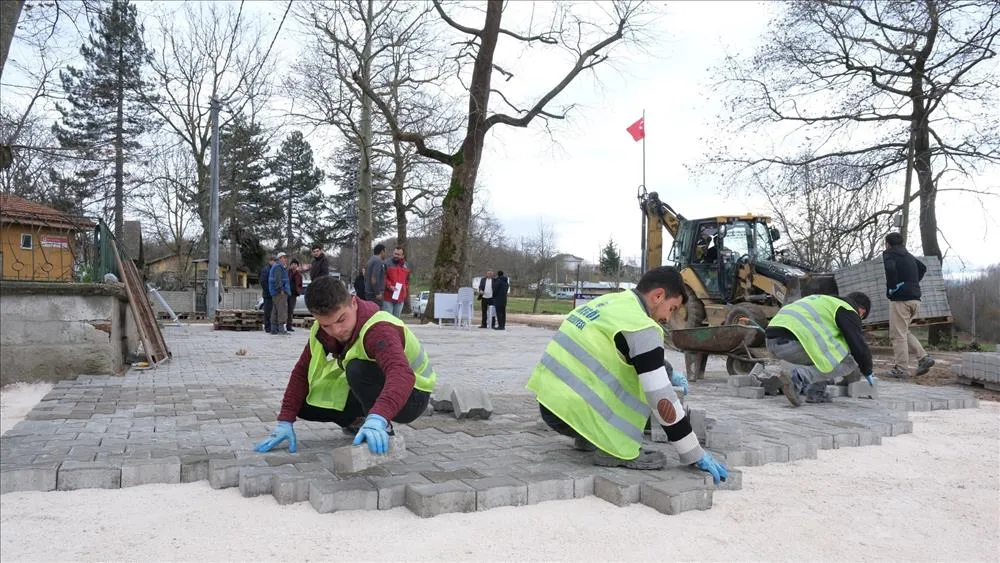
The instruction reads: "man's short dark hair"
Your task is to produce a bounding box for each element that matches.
[497,270,504,276]
[311,243,323,251]
[885,232,904,247]
[636,266,688,303]
[291,259,299,266]
[305,275,351,314]
[843,291,871,319]
[374,243,385,255]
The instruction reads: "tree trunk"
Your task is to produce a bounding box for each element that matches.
[229,223,239,287]
[422,0,502,322]
[114,2,125,240]
[0,0,23,82]
[286,178,293,251]
[391,143,412,315]
[356,0,375,275]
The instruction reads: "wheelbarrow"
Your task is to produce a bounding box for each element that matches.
[665,324,770,377]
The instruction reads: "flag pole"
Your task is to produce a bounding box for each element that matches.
[641,109,646,191]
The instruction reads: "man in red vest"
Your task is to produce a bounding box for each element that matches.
[382,246,410,318]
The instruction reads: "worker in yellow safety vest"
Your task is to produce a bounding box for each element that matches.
[254,275,436,454]
[765,292,874,407]
[526,266,728,483]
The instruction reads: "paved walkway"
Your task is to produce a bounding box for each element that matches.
[0,323,979,517]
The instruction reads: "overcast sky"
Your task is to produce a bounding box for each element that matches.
[6,0,998,274]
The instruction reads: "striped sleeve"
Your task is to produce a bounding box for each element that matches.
[616,329,705,465]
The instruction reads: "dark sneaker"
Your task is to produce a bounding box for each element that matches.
[573,436,596,452]
[594,448,666,470]
[915,356,935,376]
[883,366,909,379]
[777,372,803,407]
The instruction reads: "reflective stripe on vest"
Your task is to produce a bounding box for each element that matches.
[527,291,656,460]
[768,294,852,373]
[343,311,437,394]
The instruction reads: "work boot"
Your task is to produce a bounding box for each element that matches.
[593,448,666,470]
[573,436,596,452]
[916,355,935,376]
[883,366,909,379]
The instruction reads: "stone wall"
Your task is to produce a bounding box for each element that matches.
[0,282,140,385]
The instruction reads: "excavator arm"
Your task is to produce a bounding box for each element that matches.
[638,187,684,270]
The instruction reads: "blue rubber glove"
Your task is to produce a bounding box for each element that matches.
[254,421,297,453]
[864,373,875,386]
[352,414,390,454]
[694,451,729,485]
[670,371,689,396]
[888,282,904,296]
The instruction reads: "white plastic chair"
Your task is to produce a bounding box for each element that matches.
[455,287,475,329]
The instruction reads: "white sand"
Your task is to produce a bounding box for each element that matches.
[1,382,54,435]
[1,383,998,562]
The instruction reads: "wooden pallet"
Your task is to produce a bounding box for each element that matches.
[111,239,171,365]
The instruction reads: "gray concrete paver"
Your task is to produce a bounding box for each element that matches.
[0,323,983,518]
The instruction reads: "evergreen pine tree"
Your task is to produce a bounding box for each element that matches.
[271,131,328,251]
[327,143,394,248]
[51,0,157,235]
[219,113,281,284]
[600,238,622,277]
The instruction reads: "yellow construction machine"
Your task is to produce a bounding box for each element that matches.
[638,188,839,379]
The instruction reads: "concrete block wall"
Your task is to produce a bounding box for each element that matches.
[834,256,951,326]
[958,352,1000,385]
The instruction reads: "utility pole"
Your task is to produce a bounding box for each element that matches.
[207,97,221,318]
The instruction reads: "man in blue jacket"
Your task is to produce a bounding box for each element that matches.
[882,232,934,378]
[269,252,291,336]
[259,257,275,333]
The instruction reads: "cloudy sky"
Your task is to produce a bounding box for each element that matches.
[6,0,998,274]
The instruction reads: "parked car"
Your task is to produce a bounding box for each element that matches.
[554,291,574,300]
[412,291,429,317]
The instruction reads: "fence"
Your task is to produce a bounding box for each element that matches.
[149,288,261,316]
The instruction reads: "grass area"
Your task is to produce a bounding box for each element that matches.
[486,297,573,315]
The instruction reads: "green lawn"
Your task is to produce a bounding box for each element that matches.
[481,297,573,315]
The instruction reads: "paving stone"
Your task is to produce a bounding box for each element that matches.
[1,463,59,494]
[833,432,860,448]
[366,473,432,510]
[451,387,494,420]
[181,453,236,483]
[706,422,744,450]
[238,466,299,497]
[826,385,847,397]
[593,473,646,507]
[57,460,121,490]
[331,435,406,474]
[208,458,266,489]
[405,481,476,518]
[785,440,819,461]
[420,468,484,483]
[847,380,879,399]
[689,408,707,442]
[519,472,575,504]
[121,456,181,487]
[464,476,528,511]
[738,387,765,399]
[310,478,378,513]
[650,421,669,443]
[728,375,756,388]
[430,384,454,413]
[272,473,332,505]
[890,420,913,435]
[641,478,713,515]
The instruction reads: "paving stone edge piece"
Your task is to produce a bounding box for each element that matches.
[405,481,477,518]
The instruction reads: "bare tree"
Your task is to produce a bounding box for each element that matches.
[709,0,1000,263]
[522,220,560,314]
[144,1,283,233]
[353,0,649,320]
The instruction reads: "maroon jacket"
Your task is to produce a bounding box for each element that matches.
[277,299,415,422]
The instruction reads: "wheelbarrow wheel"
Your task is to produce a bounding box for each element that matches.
[726,356,760,376]
[724,304,769,347]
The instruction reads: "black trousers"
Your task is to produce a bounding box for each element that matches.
[539,403,580,439]
[262,296,273,332]
[480,297,495,327]
[494,299,507,329]
[297,360,430,426]
[286,294,297,329]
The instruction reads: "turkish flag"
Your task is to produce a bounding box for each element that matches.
[626,117,645,141]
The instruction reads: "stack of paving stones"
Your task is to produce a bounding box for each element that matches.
[834,256,950,326]
[953,351,1000,391]
[0,325,981,518]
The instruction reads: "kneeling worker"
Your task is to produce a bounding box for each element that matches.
[526,266,728,484]
[766,292,875,407]
[255,276,436,454]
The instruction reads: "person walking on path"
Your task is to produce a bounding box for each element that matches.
[269,252,291,336]
[882,232,934,378]
[259,257,275,333]
[364,244,387,305]
[493,270,509,330]
[526,266,727,484]
[382,246,410,318]
[477,270,495,329]
[287,259,304,332]
[765,292,875,406]
[310,244,331,280]
[254,276,437,454]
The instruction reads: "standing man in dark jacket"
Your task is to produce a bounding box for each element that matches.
[287,259,304,333]
[259,257,275,333]
[882,232,934,378]
[493,270,509,330]
[364,244,387,305]
[270,253,291,336]
[310,244,330,280]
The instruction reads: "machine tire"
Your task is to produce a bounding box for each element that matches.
[726,356,760,376]
[724,304,768,347]
[680,290,708,381]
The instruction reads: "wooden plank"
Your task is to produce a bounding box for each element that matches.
[111,239,170,365]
